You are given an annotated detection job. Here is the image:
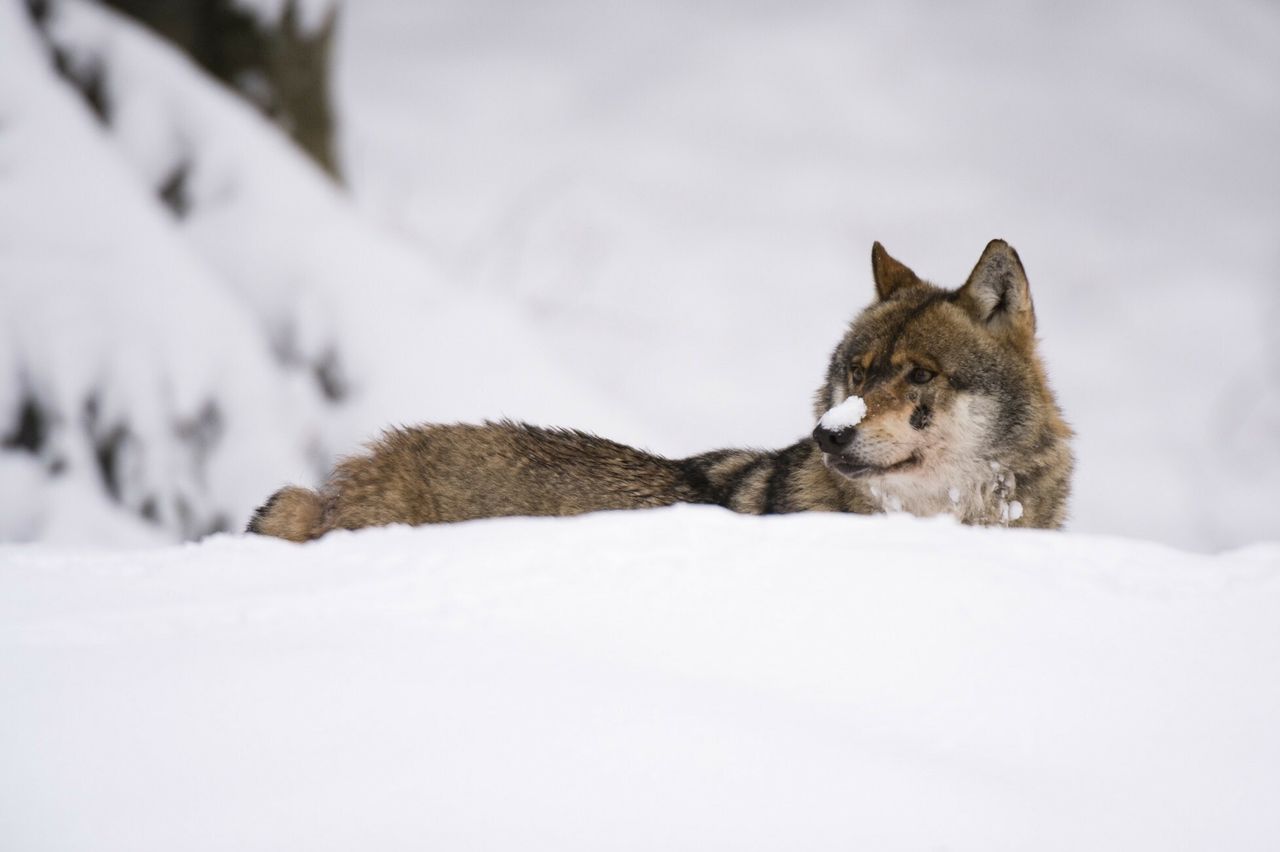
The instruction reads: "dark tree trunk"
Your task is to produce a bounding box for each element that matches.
[96,0,342,180]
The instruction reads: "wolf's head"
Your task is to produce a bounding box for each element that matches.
[812,240,1072,527]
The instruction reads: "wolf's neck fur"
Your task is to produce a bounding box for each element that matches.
[858,458,1021,526]
[849,415,1072,529]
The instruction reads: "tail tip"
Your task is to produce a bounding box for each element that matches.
[245,490,280,535]
[245,486,324,542]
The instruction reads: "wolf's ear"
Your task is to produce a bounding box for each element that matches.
[957,239,1035,342]
[871,242,922,301]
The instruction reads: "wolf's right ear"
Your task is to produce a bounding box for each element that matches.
[957,239,1036,343]
[871,242,922,301]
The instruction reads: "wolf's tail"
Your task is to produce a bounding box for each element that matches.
[246,486,327,542]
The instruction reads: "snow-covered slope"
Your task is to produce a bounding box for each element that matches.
[38,0,649,443]
[2,509,1278,850]
[0,0,646,545]
[0,0,321,544]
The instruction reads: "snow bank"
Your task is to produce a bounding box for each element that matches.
[2,508,1277,849]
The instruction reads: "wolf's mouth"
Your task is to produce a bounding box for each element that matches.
[827,453,920,479]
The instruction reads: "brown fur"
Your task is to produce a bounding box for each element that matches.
[247,240,1073,541]
[322,422,699,529]
[247,486,325,542]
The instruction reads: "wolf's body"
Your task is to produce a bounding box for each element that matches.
[249,240,1072,542]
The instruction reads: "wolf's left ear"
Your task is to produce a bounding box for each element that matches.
[871,242,923,301]
[957,239,1036,342]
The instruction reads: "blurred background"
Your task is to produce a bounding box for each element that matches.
[1,0,1277,551]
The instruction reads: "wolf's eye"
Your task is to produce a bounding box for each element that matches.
[908,367,936,385]
[849,365,866,384]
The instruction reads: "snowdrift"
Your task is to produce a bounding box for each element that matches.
[3,509,1278,850]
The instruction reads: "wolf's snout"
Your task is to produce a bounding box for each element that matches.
[813,424,856,455]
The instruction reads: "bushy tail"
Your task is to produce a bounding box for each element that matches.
[246,486,327,542]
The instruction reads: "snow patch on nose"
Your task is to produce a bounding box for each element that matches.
[819,396,867,430]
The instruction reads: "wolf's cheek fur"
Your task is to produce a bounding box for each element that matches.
[845,381,945,467]
[923,394,1000,470]
[846,411,919,468]
[868,393,1008,518]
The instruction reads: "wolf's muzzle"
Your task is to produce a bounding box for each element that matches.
[812,424,856,455]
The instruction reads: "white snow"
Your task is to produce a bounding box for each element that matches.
[818,395,867,432]
[2,508,1278,850]
[38,0,621,442]
[1,0,642,544]
[0,1,321,543]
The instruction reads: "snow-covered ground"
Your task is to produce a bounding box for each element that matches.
[3,508,1279,851]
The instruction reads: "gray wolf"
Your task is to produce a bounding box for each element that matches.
[247,239,1073,541]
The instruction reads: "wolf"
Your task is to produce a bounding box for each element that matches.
[247,239,1073,541]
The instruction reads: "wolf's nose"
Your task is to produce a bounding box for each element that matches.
[812,424,856,455]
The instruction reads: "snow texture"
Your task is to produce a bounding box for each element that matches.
[2,508,1279,851]
[818,396,867,431]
